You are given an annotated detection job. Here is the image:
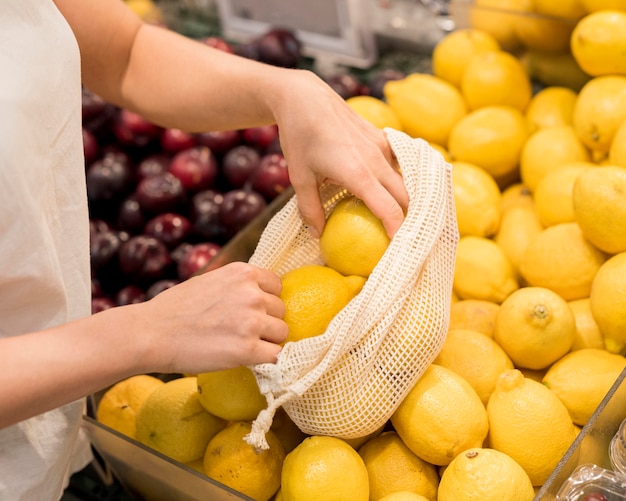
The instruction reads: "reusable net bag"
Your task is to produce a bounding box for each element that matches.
[245,128,459,449]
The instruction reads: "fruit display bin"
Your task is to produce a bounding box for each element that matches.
[82,184,626,500]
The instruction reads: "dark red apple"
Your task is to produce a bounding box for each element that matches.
[143,212,192,249]
[177,242,222,281]
[368,68,406,100]
[327,73,367,100]
[160,128,197,154]
[137,154,170,181]
[135,172,186,214]
[92,297,115,313]
[190,190,227,243]
[118,235,172,282]
[146,279,180,299]
[200,36,235,53]
[242,124,279,150]
[256,28,302,68]
[83,128,99,166]
[115,285,146,306]
[113,109,162,148]
[251,153,290,200]
[195,129,242,155]
[235,40,261,61]
[86,152,134,204]
[168,146,218,192]
[219,189,267,237]
[116,195,145,233]
[222,145,261,188]
[90,230,123,272]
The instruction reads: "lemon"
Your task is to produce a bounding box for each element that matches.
[519,222,608,301]
[358,431,439,501]
[280,264,366,344]
[438,447,535,501]
[203,421,285,501]
[135,376,226,463]
[573,165,626,254]
[533,163,593,227]
[96,375,164,439]
[519,126,591,192]
[487,369,578,486]
[379,493,431,501]
[461,50,532,112]
[580,0,626,11]
[319,195,390,278]
[196,366,266,421]
[494,286,576,370]
[514,12,576,53]
[384,73,467,147]
[573,75,626,153]
[589,252,626,348]
[451,161,502,237]
[500,183,534,212]
[434,328,514,404]
[543,348,626,425]
[346,95,402,130]
[432,28,500,88]
[281,435,369,501]
[428,142,452,162]
[532,0,587,19]
[448,105,528,180]
[519,49,592,92]
[525,86,578,134]
[391,364,489,466]
[571,10,626,77]
[568,298,606,350]
[453,236,519,304]
[494,199,543,278]
[449,299,500,337]
[609,119,626,167]
[270,407,309,454]
[467,0,524,50]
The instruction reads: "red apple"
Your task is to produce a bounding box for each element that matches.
[160,128,197,154]
[113,109,162,148]
[256,28,302,68]
[143,212,192,249]
[242,124,279,150]
[195,129,241,155]
[135,172,186,214]
[251,153,290,200]
[222,145,261,188]
[177,242,222,281]
[169,146,218,192]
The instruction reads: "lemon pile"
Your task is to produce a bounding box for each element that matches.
[95,10,626,500]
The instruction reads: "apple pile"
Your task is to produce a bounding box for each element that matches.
[83,85,290,312]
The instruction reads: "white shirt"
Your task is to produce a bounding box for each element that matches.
[0,1,93,499]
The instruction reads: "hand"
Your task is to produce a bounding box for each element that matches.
[137,262,287,374]
[271,71,409,238]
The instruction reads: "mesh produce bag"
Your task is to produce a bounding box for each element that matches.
[245,128,459,449]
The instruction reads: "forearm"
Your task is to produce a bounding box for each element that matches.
[0,305,146,428]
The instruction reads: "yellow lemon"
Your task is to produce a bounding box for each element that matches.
[487,369,578,486]
[203,421,285,501]
[609,119,626,167]
[568,298,606,350]
[280,264,366,343]
[532,0,587,18]
[580,0,626,11]
[543,348,626,425]
[451,161,502,237]
[519,222,608,301]
[573,75,626,154]
[500,183,534,212]
[429,141,452,162]
[319,195,390,278]
[453,236,519,304]
[358,431,439,501]
[438,447,535,501]
[467,0,525,50]
[449,299,501,337]
[379,493,431,501]
[448,105,528,180]
[590,252,626,348]
[494,286,576,370]
[519,49,592,92]
[514,12,577,53]
[573,165,626,254]
[461,50,532,112]
[135,376,226,463]
[391,364,489,466]
[519,125,591,192]
[435,328,515,404]
[281,435,369,501]
[346,95,402,130]
[384,73,467,147]
[494,199,543,278]
[571,10,626,76]
[96,374,164,439]
[270,407,309,455]
[525,86,578,134]
[533,163,593,227]
[432,28,500,88]
[196,366,266,421]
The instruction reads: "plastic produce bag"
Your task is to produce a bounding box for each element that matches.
[245,128,459,449]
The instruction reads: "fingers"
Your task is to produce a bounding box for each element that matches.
[289,168,326,238]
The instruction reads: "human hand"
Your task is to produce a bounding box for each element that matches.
[270,71,409,238]
[136,262,287,374]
